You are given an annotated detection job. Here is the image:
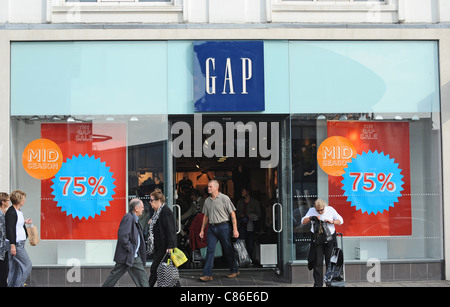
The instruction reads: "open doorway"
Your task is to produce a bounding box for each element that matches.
[170,114,282,270]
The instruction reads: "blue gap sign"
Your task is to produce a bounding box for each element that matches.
[193,41,265,112]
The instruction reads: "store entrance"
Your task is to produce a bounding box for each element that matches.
[170,114,284,272]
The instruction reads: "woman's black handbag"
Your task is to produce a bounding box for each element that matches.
[157,252,180,287]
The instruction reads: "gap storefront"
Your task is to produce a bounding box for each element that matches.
[9,39,443,285]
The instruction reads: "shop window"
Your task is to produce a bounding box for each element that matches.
[291,113,443,262]
[10,115,168,265]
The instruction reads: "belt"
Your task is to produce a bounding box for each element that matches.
[209,221,228,227]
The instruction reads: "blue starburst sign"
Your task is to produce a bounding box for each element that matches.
[341,150,404,215]
[51,154,116,220]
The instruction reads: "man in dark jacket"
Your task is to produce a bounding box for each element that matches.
[102,198,149,287]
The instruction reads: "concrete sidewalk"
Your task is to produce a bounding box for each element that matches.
[178,269,450,287]
[289,280,450,287]
[334,280,450,287]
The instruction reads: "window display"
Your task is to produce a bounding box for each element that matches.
[40,122,126,239]
[11,115,168,265]
[291,114,443,261]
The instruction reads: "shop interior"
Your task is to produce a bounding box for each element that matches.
[173,116,280,269]
[128,115,282,269]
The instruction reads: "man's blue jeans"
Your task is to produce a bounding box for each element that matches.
[203,223,238,277]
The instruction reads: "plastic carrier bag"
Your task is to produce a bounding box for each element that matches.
[171,247,188,268]
[233,239,252,267]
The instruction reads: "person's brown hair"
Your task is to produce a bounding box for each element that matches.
[10,190,26,205]
[150,188,166,203]
[0,192,9,203]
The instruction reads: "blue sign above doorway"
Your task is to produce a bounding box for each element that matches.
[193,41,265,112]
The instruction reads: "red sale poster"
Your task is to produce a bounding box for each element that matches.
[326,121,411,236]
[40,123,126,240]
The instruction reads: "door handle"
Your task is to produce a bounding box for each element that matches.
[174,204,181,234]
[272,202,282,233]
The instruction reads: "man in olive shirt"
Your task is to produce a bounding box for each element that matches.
[199,180,239,281]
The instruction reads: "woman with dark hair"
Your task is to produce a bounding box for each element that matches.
[0,192,10,287]
[235,187,261,262]
[5,190,33,287]
[147,189,177,287]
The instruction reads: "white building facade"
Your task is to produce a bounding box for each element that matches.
[1,0,450,286]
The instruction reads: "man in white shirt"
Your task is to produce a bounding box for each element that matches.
[302,198,343,287]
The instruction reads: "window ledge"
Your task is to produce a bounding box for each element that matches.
[53,3,183,14]
[273,3,397,13]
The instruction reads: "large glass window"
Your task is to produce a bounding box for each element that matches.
[10,114,168,265]
[9,39,442,270]
[9,40,170,267]
[290,112,443,262]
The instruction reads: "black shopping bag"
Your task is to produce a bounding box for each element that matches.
[324,247,345,287]
[157,252,180,287]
